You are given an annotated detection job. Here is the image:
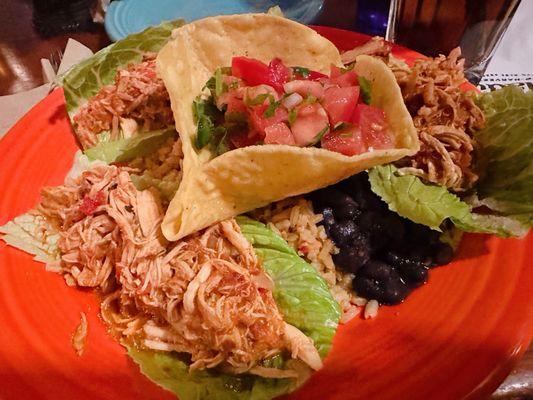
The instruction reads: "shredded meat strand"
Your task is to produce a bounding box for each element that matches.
[72,312,88,356]
[73,53,174,149]
[39,164,320,376]
[341,36,392,64]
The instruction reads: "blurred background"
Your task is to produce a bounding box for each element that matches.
[0,0,524,95]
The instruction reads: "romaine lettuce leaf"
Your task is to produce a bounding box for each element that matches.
[473,86,533,218]
[127,348,294,400]
[0,213,59,264]
[85,128,176,163]
[368,165,470,231]
[368,165,528,237]
[62,20,184,116]
[236,216,341,357]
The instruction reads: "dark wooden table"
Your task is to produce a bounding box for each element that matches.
[0,0,531,398]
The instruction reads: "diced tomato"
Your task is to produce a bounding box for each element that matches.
[351,104,393,150]
[330,64,343,78]
[267,58,290,93]
[321,124,366,156]
[328,64,358,87]
[249,104,288,137]
[79,191,105,216]
[231,57,290,93]
[264,122,295,145]
[322,86,360,126]
[232,57,270,87]
[230,131,263,148]
[307,70,328,80]
[224,90,248,114]
[293,67,328,81]
[283,80,324,100]
[291,103,330,147]
[331,70,358,87]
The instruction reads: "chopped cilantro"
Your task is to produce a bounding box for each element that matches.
[288,108,298,125]
[264,98,281,118]
[333,121,352,131]
[245,93,273,106]
[358,76,372,105]
[193,97,223,150]
[310,124,330,145]
[302,95,317,105]
[214,68,225,97]
[341,63,355,73]
[293,66,310,78]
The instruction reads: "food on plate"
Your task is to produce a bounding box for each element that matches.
[2,159,340,399]
[157,14,419,241]
[1,11,532,400]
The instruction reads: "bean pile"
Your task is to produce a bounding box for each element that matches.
[308,173,454,305]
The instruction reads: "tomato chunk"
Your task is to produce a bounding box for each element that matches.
[264,122,295,145]
[351,104,393,150]
[231,57,270,87]
[321,124,366,156]
[322,86,360,126]
[249,104,288,137]
[291,103,330,147]
[79,191,105,216]
[267,58,290,93]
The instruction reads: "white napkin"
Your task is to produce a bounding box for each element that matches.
[479,0,533,92]
[0,39,93,138]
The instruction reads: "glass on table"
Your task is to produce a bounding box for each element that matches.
[385,0,521,83]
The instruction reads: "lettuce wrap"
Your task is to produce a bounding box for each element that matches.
[369,86,532,237]
[61,20,184,163]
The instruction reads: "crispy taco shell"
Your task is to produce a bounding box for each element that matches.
[157,14,419,240]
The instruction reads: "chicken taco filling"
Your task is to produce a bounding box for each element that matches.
[194,57,393,157]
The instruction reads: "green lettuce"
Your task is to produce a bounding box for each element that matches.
[85,128,177,163]
[369,165,528,237]
[236,216,340,357]
[473,86,533,218]
[62,20,184,116]
[127,217,340,400]
[127,348,293,400]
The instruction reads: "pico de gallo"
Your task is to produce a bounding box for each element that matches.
[193,57,394,156]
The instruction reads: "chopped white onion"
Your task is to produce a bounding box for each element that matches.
[282,92,303,109]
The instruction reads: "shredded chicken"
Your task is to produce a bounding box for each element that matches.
[341,36,392,64]
[390,47,485,191]
[72,312,88,356]
[73,53,174,149]
[342,40,485,192]
[38,164,320,376]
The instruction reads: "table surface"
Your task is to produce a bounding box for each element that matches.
[0,0,531,399]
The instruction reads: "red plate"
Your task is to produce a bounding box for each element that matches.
[0,28,531,400]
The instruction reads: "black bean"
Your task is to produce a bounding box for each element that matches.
[328,220,358,246]
[354,260,410,305]
[333,247,366,274]
[320,207,335,226]
[431,242,454,266]
[397,263,428,286]
[335,201,361,221]
[308,187,355,210]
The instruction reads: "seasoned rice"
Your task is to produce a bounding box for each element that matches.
[254,197,376,323]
